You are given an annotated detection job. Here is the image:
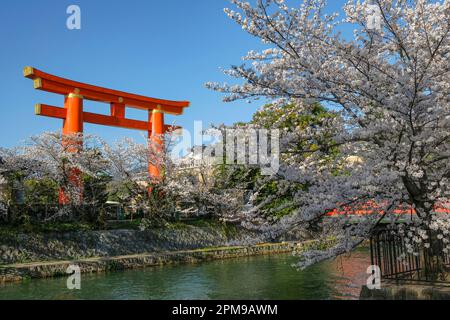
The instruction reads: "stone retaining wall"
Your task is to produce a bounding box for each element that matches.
[0,241,304,283]
[0,224,306,265]
[360,281,450,300]
[0,226,257,265]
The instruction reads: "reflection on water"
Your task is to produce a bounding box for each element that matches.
[0,248,370,300]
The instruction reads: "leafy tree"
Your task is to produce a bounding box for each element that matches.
[214,102,339,219]
[24,178,58,205]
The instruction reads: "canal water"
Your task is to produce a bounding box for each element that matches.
[0,249,370,300]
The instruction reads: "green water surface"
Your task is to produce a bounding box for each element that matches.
[0,249,370,300]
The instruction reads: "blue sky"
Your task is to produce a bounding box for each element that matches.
[0,0,347,148]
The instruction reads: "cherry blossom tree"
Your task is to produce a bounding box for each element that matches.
[0,146,39,221]
[207,0,450,267]
[168,160,245,221]
[0,132,110,221]
[0,128,243,226]
[25,132,108,205]
[101,132,244,227]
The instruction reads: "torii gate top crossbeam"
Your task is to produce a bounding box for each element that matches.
[23,66,189,115]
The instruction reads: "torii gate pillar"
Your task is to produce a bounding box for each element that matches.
[63,93,84,135]
[59,92,84,204]
[149,107,164,181]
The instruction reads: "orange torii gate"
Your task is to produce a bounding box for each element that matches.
[23,66,189,204]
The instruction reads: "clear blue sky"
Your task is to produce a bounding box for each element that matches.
[0,0,347,147]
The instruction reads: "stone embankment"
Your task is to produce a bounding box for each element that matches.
[360,281,450,300]
[0,224,313,283]
[0,241,308,283]
[0,224,307,265]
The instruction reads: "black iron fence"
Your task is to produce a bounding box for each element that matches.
[370,226,450,283]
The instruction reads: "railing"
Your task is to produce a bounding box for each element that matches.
[370,226,450,283]
[0,201,209,225]
[0,203,150,224]
[173,157,217,170]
